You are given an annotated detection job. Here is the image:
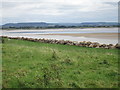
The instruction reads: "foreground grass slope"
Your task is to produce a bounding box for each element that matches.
[2,38,119,88]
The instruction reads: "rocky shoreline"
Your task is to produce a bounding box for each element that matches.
[1,36,120,49]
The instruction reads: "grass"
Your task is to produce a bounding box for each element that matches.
[2,38,119,88]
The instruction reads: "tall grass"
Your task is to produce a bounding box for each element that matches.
[2,38,119,88]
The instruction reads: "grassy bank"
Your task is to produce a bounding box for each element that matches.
[2,38,119,88]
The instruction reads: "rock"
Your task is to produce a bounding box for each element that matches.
[100,44,107,48]
[89,44,94,48]
[107,44,115,49]
[115,43,120,49]
[92,42,100,48]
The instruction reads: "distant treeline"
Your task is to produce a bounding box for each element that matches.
[1,25,119,30]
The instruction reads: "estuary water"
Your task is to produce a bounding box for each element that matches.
[1,28,119,45]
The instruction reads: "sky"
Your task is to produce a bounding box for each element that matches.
[0,0,119,24]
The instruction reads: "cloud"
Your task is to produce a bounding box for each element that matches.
[1,0,119,24]
[104,2,118,6]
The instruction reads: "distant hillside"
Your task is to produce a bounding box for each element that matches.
[81,22,118,26]
[2,22,49,28]
[1,22,119,29]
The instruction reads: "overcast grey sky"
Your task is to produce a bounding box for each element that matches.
[1,0,119,24]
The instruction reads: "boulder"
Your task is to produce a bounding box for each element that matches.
[115,43,120,49]
[107,44,115,49]
[100,44,107,48]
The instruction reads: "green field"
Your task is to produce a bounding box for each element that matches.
[2,38,119,88]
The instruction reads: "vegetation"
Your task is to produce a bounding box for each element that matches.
[1,25,119,30]
[2,38,119,88]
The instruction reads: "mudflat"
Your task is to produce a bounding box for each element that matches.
[42,33,119,40]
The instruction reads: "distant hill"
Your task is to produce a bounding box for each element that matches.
[80,22,118,26]
[2,22,49,28]
[1,22,119,29]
